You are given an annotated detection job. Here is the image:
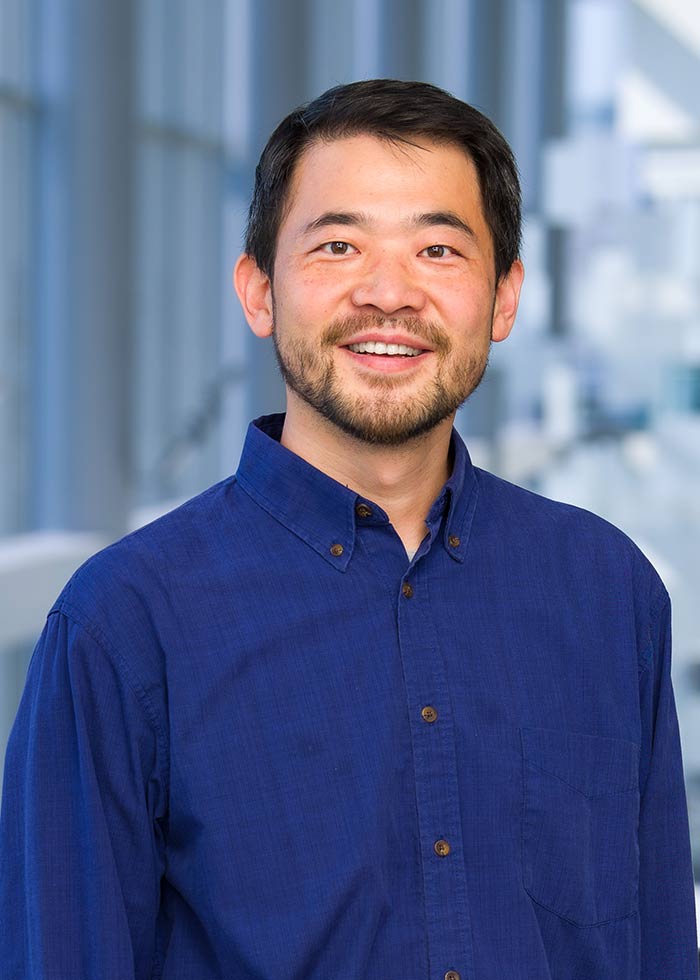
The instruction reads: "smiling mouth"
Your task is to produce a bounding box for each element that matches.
[344,341,426,357]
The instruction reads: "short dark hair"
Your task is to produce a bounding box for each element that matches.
[245,78,522,284]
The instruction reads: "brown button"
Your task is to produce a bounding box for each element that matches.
[355,503,372,518]
[448,535,461,548]
[445,972,461,980]
[401,582,414,599]
[330,543,344,557]
[421,705,438,723]
[434,838,451,857]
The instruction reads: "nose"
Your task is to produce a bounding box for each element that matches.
[349,253,426,316]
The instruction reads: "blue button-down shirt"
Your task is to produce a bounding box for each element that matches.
[1,413,698,979]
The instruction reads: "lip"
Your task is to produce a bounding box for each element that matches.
[338,331,434,353]
[340,346,432,374]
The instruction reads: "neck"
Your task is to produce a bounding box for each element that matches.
[280,395,454,556]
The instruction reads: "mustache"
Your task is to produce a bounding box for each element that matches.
[321,315,451,354]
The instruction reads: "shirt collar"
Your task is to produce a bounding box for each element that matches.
[235,413,478,570]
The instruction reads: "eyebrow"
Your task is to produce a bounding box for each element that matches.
[301,210,477,242]
[411,211,477,242]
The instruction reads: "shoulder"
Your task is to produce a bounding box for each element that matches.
[472,467,667,609]
[474,465,650,555]
[53,474,243,653]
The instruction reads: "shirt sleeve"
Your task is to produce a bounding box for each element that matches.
[0,605,168,980]
[638,591,699,979]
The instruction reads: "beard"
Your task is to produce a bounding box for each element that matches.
[271,311,491,447]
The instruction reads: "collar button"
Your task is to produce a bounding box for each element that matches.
[330,543,344,557]
[355,503,373,518]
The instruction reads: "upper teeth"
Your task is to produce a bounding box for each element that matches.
[347,341,423,356]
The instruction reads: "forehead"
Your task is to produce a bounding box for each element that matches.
[281,133,488,233]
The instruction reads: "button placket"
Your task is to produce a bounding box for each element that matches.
[395,562,474,978]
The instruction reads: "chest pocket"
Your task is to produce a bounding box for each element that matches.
[520,728,640,927]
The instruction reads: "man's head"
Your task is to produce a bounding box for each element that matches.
[245,78,521,286]
[235,79,524,447]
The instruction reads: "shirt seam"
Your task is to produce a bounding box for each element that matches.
[637,587,670,678]
[454,470,480,558]
[524,890,639,928]
[53,596,170,793]
[424,557,477,972]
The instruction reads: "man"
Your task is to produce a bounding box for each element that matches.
[1,79,697,979]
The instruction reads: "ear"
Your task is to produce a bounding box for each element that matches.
[233,253,274,338]
[491,259,524,343]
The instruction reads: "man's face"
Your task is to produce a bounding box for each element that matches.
[244,133,522,445]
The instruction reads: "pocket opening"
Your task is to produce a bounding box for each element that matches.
[520,727,640,927]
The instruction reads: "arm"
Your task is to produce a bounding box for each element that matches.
[0,606,168,979]
[638,591,699,979]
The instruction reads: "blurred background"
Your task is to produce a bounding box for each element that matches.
[1,0,699,906]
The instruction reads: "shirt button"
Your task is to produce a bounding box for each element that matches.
[445,972,461,980]
[448,534,461,548]
[434,839,451,857]
[355,503,373,518]
[330,543,344,557]
[421,705,438,723]
[401,582,414,598]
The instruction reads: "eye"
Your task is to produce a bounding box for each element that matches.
[420,244,457,259]
[319,241,357,256]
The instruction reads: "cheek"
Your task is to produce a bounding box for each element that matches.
[440,279,495,319]
[271,286,337,335]
[278,266,349,308]
[433,297,484,333]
